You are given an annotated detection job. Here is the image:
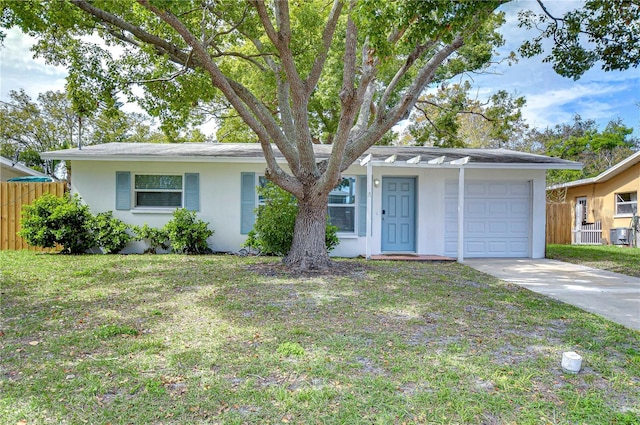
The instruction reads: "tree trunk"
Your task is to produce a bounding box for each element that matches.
[284,194,333,270]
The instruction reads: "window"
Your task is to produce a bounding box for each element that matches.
[615,192,637,216]
[134,174,183,208]
[241,173,366,236]
[328,177,356,233]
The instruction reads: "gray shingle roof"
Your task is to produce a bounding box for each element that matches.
[41,142,580,168]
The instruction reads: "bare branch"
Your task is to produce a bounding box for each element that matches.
[343,35,465,166]
[305,0,343,97]
[377,40,436,114]
[416,99,494,122]
[321,13,360,190]
[249,0,279,47]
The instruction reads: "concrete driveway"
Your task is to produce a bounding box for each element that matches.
[463,258,640,332]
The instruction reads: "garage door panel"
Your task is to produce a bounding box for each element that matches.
[467,183,487,196]
[488,184,509,196]
[510,220,529,235]
[467,221,488,234]
[466,240,489,254]
[488,201,508,215]
[510,200,529,214]
[444,181,530,258]
[467,201,487,215]
[486,240,508,254]
[510,182,530,196]
[488,221,509,234]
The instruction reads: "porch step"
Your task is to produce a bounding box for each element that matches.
[370,254,456,262]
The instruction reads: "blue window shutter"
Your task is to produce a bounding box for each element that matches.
[241,172,256,234]
[115,172,131,210]
[184,173,200,211]
[358,175,367,236]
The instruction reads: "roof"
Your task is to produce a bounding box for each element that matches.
[41,142,581,170]
[1,156,52,179]
[547,150,640,190]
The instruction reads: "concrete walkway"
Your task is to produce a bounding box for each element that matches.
[463,258,640,332]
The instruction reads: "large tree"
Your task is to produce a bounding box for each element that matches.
[2,1,638,270]
[0,89,166,173]
[401,81,527,148]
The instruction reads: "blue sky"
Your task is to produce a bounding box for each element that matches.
[1,1,639,138]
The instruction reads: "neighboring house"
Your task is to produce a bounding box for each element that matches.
[42,143,580,261]
[547,151,640,245]
[1,156,52,182]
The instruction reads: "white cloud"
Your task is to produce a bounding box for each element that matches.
[0,28,68,99]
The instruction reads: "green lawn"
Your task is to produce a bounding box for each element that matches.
[547,244,640,277]
[1,251,639,424]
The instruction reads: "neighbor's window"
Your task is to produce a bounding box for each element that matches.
[134,174,183,208]
[615,192,637,216]
[328,177,356,233]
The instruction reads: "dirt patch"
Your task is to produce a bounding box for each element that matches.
[246,259,371,279]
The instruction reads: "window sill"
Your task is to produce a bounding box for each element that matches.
[337,233,359,239]
[131,208,178,214]
[613,214,634,219]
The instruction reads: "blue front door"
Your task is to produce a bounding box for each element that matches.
[381,177,416,252]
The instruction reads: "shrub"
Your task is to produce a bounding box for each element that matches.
[243,183,339,256]
[134,224,169,254]
[92,211,132,254]
[19,193,94,254]
[164,208,213,254]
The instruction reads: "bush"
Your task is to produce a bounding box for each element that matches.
[19,193,94,254]
[92,211,132,254]
[134,224,169,254]
[244,183,339,256]
[164,208,213,254]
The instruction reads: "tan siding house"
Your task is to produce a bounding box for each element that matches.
[548,151,639,245]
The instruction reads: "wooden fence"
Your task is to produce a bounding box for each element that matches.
[546,203,571,245]
[1,182,67,251]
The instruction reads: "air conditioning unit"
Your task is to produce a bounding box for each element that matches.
[610,228,628,245]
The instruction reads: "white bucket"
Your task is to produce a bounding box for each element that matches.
[561,351,582,373]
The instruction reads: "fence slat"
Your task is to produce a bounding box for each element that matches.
[573,221,602,245]
[0,182,67,251]
[546,203,572,245]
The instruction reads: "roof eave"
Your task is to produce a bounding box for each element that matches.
[368,161,582,170]
[40,153,277,163]
[546,150,640,190]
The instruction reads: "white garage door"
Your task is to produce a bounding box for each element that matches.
[444,181,531,257]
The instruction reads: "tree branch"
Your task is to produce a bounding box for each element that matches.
[343,35,465,166]
[70,0,190,64]
[305,0,343,97]
[377,40,437,114]
[136,0,303,195]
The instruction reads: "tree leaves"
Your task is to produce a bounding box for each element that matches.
[518,0,640,79]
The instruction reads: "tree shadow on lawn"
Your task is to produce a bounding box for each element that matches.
[2,254,639,424]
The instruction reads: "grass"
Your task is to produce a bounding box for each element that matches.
[547,244,640,277]
[1,251,639,424]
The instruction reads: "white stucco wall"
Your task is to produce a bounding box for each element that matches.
[69,160,546,258]
[71,160,268,254]
[365,166,547,258]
